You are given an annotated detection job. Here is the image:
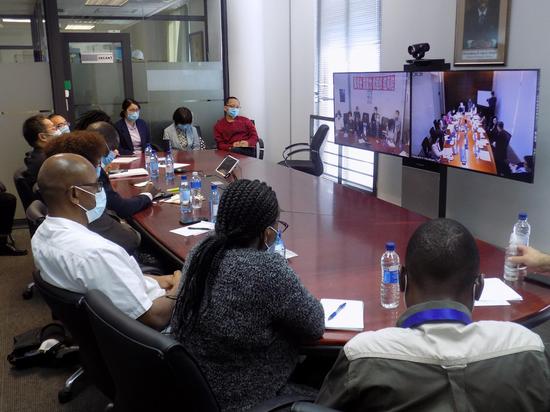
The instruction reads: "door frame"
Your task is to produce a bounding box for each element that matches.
[61,32,134,122]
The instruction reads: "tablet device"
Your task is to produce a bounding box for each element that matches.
[215,155,239,178]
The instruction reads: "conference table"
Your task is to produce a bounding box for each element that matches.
[111,150,550,347]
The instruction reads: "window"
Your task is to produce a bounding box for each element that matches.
[315,0,381,192]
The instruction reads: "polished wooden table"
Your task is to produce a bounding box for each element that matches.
[111,150,550,346]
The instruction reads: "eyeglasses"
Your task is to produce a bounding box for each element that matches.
[225,104,241,109]
[269,220,288,234]
[70,180,104,194]
[56,122,70,129]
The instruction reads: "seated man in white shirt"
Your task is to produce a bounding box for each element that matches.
[317,218,550,411]
[32,153,180,330]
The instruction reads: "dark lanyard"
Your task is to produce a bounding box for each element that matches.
[400,308,472,329]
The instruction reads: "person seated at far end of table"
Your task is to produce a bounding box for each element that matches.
[163,106,206,151]
[214,96,259,158]
[87,121,157,220]
[171,179,325,411]
[317,218,550,412]
[49,113,71,134]
[32,153,181,331]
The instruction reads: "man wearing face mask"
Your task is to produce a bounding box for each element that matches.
[32,153,181,331]
[87,121,157,219]
[163,107,206,151]
[21,115,62,191]
[49,113,71,134]
[317,218,550,411]
[214,96,259,157]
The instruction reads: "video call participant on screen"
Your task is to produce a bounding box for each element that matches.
[362,112,370,137]
[87,121,156,220]
[458,102,466,114]
[22,114,61,190]
[317,218,550,411]
[44,131,143,255]
[353,106,362,136]
[492,121,512,176]
[115,98,152,155]
[171,179,324,411]
[487,91,497,119]
[214,96,259,158]
[370,107,380,138]
[394,110,401,145]
[33,153,181,330]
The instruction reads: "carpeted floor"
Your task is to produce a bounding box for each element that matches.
[0,229,109,412]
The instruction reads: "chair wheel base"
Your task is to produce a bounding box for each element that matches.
[58,388,73,404]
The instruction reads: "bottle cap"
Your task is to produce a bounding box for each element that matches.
[211,184,217,190]
[192,171,198,176]
[385,241,395,251]
[180,175,187,181]
[518,212,527,220]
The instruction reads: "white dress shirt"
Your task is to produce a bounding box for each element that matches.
[31,216,165,319]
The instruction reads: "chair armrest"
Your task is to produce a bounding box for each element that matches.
[249,394,315,412]
[291,402,341,412]
[282,142,310,159]
[284,148,313,160]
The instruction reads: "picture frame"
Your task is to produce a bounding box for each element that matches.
[189,31,205,62]
[454,0,510,65]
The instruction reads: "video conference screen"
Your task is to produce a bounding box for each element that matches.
[410,70,539,183]
[333,71,411,158]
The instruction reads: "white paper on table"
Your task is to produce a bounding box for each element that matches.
[285,249,298,259]
[133,181,149,187]
[442,148,453,157]
[478,278,523,302]
[478,150,491,162]
[112,157,139,164]
[321,299,364,331]
[211,180,225,186]
[169,221,215,237]
[474,300,511,307]
[158,163,190,169]
[160,194,180,204]
[109,168,149,179]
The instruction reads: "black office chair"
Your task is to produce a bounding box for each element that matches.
[21,200,48,299]
[84,290,314,412]
[257,137,265,160]
[13,166,36,211]
[278,124,329,177]
[32,271,115,405]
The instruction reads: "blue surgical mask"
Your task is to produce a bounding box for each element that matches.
[177,123,194,136]
[127,111,140,121]
[101,150,116,167]
[59,125,70,134]
[96,166,102,177]
[227,107,239,118]
[76,187,106,224]
[50,129,62,138]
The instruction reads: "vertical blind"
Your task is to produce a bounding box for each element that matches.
[314,0,381,191]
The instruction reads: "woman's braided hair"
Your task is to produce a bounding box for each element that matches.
[172,179,279,336]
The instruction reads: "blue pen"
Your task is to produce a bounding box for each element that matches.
[328,302,347,321]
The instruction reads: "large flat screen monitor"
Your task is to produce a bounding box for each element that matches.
[333,71,411,157]
[411,69,539,183]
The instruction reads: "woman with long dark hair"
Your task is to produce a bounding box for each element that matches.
[114,98,151,155]
[171,179,324,411]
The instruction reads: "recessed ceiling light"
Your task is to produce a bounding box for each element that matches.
[85,0,129,6]
[65,24,96,30]
[2,18,31,23]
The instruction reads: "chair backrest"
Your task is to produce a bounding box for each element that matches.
[310,124,330,175]
[83,290,219,412]
[13,166,35,211]
[257,137,265,160]
[25,200,47,236]
[32,271,115,399]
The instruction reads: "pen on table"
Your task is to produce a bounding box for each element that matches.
[166,187,179,193]
[188,227,213,231]
[327,302,347,321]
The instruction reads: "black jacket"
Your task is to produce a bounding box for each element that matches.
[99,169,151,219]
[114,118,152,155]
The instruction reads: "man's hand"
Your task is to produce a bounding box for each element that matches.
[508,246,550,273]
[146,270,182,291]
[232,141,241,147]
[144,182,160,197]
[240,140,249,147]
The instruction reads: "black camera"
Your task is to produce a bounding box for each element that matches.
[408,43,430,60]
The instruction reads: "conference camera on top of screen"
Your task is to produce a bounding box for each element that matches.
[408,43,430,60]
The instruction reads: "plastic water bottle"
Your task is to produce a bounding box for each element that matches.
[165,150,175,182]
[150,150,159,179]
[191,171,202,209]
[179,175,191,215]
[504,232,525,281]
[513,212,531,247]
[144,144,152,172]
[381,242,400,309]
[460,145,467,165]
[274,230,286,258]
[210,184,220,223]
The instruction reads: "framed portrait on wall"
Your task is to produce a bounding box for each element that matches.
[189,31,205,62]
[454,0,510,65]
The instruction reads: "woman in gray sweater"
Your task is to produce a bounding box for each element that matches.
[171,179,325,411]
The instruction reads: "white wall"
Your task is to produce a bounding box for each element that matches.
[381,0,550,250]
[226,0,315,164]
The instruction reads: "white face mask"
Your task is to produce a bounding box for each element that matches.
[75,187,106,224]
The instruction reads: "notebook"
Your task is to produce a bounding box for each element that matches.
[321,299,364,331]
